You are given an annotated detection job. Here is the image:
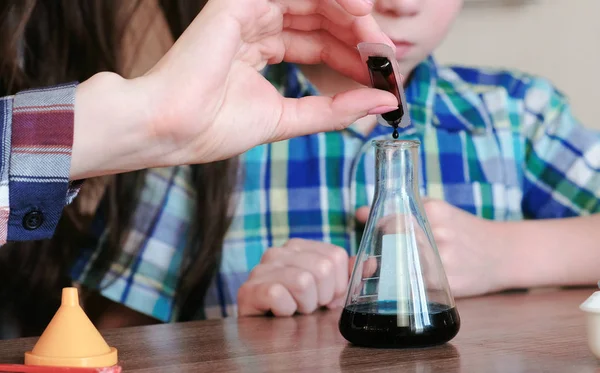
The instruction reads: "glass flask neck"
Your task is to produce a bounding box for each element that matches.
[374,140,420,194]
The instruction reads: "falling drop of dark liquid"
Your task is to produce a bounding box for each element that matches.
[392,127,399,139]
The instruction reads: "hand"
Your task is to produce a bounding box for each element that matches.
[73,0,397,179]
[237,238,351,317]
[151,0,398,163]
[356,199,510,298]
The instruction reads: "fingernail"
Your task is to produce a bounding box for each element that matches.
[368,105,398,115]
[363,0,374,5]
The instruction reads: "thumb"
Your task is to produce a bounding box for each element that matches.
[356,206,371,224]
[270,88,398,142]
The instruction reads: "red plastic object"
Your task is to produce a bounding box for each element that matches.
[0,364,121,373]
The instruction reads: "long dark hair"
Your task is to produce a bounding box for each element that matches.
[0,0,237,337]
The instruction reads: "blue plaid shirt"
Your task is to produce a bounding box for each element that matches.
[72,56,600,322]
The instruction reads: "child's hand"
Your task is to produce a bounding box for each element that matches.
[237,239,351,317]
[356,199,511,298]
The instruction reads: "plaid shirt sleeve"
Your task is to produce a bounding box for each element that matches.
[522,78,600,218]
[0,83,82,244]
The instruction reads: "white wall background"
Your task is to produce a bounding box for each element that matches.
[435,0,600,129]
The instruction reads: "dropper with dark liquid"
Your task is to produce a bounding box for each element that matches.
[366,56,404,138]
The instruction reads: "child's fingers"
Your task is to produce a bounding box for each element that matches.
[256,266,319,314]
[355,206,370,224]
[289,240,349,301]
[238,282,297,317]
[348,255,378,280]
[263,247,337,308]
[326,295,346,309]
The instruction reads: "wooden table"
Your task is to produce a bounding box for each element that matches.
[0,288,598,372]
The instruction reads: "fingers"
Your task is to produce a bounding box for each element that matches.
[348,255,378,280]
[355,206,370,224]
[362,256,379,278]
[238,240,350,317]
[283,14,357,46]
[326,295,346,309]
[326,254,377,309]
[333,0,376,16]
[238,282,297,316]
[275,0,394,80]
[256,250,336,307]
[283,14,393,48]
[288,239,349,300]
[277,0,391,45]
[266,25,387,89]
[279,29,370,85]
[272,87,397,142]
[279,11,394,82]
[274,265,321,313]
[276,0,366,20]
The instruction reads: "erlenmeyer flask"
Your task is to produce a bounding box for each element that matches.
[340,139,460,348]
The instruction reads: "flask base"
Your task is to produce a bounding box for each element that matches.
[339,301,460,348]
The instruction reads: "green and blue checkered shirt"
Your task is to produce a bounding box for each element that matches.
[71,56,600,322]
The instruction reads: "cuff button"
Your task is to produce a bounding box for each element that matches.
[23,210,44,230]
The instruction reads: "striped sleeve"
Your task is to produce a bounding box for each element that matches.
[522,78,600,218]
[0,97,13,244]
[6,83,82,242]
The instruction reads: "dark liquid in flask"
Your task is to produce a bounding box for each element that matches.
[339,301,460,348]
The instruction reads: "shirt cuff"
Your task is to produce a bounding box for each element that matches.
[7,82,81,241]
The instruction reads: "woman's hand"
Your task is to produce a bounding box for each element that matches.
[150,0,397,162]
[72,0,397,179]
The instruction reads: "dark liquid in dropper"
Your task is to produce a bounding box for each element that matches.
[392,128,399,139]
[339,301,460,348]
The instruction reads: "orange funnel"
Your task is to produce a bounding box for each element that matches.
[24,288,118,368]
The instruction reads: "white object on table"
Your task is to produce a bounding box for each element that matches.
[580,289,600,360]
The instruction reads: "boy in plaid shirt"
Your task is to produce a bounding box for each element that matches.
[75,0,600,323]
